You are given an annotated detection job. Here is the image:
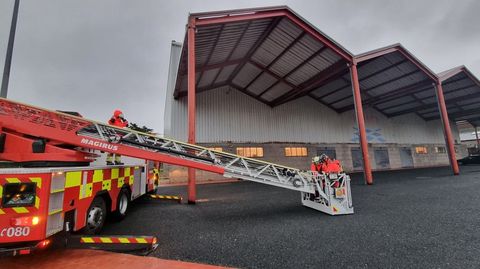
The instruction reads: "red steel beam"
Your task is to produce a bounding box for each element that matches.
[207,21,252,88]
[177,82,229,98]
[259,46,330,98]
[226,17,281,87]
[313,58,410,101]
[356,46,437,82]
[283,13,351,61]
[272,60,348,106]
[386,85,479,117]
[194,10,352,62]
[187,17,197,204]
[195,10,286,26]
[350,63,373,185]
[244,32,306,93]
[435,82,459,175]
[196,24,225,89]
[425,107,480,121]
[230,83,271,106]
[355,47,399,63]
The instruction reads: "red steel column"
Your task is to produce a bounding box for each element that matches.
[187,17,197,203]
[435,82,459,175]
[349,62,373,185]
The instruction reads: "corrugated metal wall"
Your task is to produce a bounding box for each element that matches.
[164,43,460,145]
[167,86,459,144]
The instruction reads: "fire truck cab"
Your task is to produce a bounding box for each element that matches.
[0,159,160,256]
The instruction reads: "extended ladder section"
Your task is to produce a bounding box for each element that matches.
[0,98,353,215]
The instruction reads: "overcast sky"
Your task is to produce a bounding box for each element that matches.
[0,0,479,134]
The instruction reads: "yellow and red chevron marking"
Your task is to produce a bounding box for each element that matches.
[150,194,182,202]
[80,236,157,244]
[62,166,141,231]
[64,167,138,200]
[0,176,43,215]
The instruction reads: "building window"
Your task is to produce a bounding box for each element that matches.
[434,146,446,154]
[236,147,263,158]
[207,147,223,152]
[351,148,363,170]
[374,148,390,169]
[285,147,308,157]
[415,146,428,154]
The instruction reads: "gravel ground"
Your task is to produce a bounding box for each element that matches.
[102,165,480,269]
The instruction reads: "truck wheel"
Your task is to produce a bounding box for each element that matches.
[112,188,130,221]
[83,197,107,234]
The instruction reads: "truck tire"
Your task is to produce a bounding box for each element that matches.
[112,188,130,221]
[83,196,107,234]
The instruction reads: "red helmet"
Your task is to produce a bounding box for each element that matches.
[113,109,123,117]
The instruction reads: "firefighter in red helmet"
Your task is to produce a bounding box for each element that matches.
[106,109,128,165]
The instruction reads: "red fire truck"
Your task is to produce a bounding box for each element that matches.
[0,98,354,256]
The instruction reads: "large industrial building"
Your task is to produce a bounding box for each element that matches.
[163,6,479,183]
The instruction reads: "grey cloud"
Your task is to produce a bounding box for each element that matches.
[0,0,478,134]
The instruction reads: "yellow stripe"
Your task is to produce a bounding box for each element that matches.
[51,188,65,194]
[111,168,119,179]
[48,209,63,215]
[136,238,147,244]
[93,170,103,183]
[117,177,125,188]
[0,185,3,198]
[65,171,82,188]
[85,183,93,198]
[13,207,29,213]
[100,237,113,243]
[29,177,42,188]
[0,209,5,215]
[35,196,40,209]
[124,168,130,177]
[102,179,111,191]
[118,237,130,243]
[6,178,21,183]
[81,237,94,243]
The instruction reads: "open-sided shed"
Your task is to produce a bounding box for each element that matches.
[174,6,460,203]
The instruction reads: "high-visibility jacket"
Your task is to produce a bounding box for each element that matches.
[108,110,128,128]
[311,159,343,173]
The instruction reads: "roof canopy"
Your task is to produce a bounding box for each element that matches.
[310,44,439,118]
[173,6,479,124]
[174,6,352,106]
[438,66,480,127]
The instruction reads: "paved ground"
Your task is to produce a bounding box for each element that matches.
[3,249,233,269]
[102,165,480,269]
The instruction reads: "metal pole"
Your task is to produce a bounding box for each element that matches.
[475,126,479,147]
[187,16,197,204]
[1,0,20,98]
[349,62,373,184]
[434,82,459,175]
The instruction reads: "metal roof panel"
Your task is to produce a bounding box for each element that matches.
[261,82,292,101]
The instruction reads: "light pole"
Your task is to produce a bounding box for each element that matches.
[1,0,20,98]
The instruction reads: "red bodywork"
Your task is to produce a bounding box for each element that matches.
[0,98,224,250]
[0,173,50,244]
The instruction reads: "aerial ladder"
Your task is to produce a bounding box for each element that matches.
[0,98,353,215]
